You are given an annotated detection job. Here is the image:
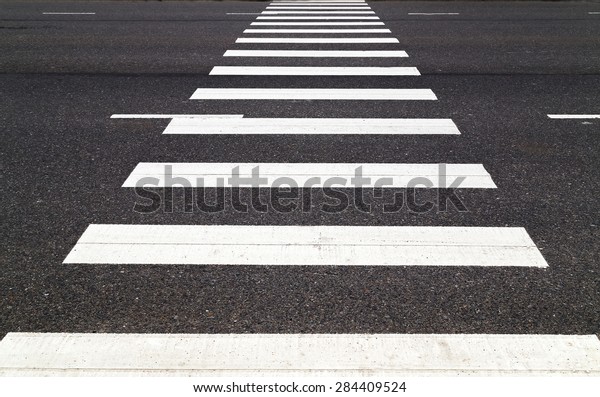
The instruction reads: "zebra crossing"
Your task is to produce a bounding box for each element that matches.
[1,0,599,376]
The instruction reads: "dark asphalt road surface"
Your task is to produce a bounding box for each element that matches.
[1,1,599,338]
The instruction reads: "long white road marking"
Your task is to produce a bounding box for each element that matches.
[236,37,399,43]
[257,16,380,19]
[243,28,391,33]
[3,333,598,375]
[210,66,420,76]
[110,114,244,119]
[42,12,96,15]
[262,11,375,14]
[267,7,372,10]
[588,12,600,14]
[263,11,375,14]
[122,163,495,188]
[161,117,456,135]
[63,225,547,267]
[408,12,460,16]
[226,13,262,15]
[251,21,385,25]
[224,50,408,57]
[547,114,600,119]
[274,3,370,5]
[190,88,436,100]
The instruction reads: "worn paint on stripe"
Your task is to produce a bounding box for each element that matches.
[243,28,391,33]
[2,333,598,375]
[223,50,408,57]
[236,37,399,43]
[63,225,547,267]
[190,88,436,100]
[161,118,455,135]
[122,163,495,189]
[209,66,419,76]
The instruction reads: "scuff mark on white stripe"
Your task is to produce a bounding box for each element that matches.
[63,225,547,267]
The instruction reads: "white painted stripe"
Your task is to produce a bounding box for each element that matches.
[110,114,244,119]
[262,11,376,14]
[42,12,96,15]
[243,28,391,33]
[210,66,419,76]
[122,163,495,189]
[408,13,460,16]
[162,118,454,135]
[274,3,370,5]
[4,333,598,375]
[250,21,385,25]
[190,88,436,100]
[273,1,367,2]
[244,28,390,33]
[223,50,408,57]
[273,1,368,3]
[226,13,262,15]
[272,0,368,2]
[588,12,600,14]
[257,16,380,19]
[267,7,372,9]
[547,114,600,119]
[63,225,547,267]
[236,37,399,43]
